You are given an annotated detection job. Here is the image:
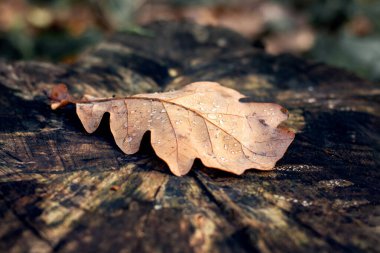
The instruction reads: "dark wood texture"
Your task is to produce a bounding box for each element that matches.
[1,21,379,253]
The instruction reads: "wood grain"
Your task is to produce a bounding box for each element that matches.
[0,21,379,253]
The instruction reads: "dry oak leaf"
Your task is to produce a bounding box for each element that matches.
[54,82,295,176]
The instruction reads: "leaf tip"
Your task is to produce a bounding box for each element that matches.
[280,106,289,117]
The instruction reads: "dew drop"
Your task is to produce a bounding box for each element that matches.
[224,144,228,150]
[161,109,166,113]
[130,110,135,114]
[123,122,128,128]
[208,114,217,120]
[175,121,180,125]
[126,136,133,143]
[233,143,238,147]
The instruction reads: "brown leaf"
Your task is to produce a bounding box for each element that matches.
[53,82,294,176]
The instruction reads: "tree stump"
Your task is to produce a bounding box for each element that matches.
[0,21,379,253]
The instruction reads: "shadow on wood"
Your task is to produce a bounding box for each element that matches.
[0,21,379,253]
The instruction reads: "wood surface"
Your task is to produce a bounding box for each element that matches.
[0,21,379,253]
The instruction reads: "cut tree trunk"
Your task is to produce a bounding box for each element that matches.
[0,21,379,253]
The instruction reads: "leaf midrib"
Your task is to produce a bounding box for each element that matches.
[78,96,279,158]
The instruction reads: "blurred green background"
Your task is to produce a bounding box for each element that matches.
[1,0,380,81]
